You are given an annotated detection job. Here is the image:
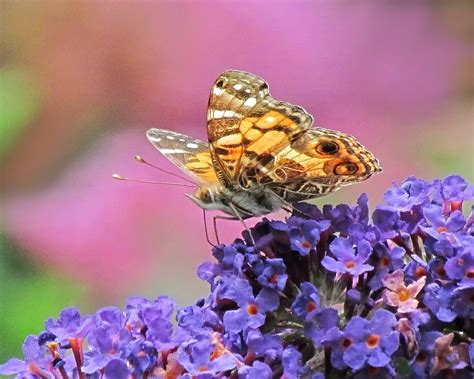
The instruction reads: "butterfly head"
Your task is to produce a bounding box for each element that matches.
[186,186,231,213]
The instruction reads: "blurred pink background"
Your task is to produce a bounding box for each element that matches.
[1,1,473,359]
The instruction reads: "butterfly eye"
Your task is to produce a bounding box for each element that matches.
[316,141,339,155]
[334,162,358,175]
[204,189,215,202]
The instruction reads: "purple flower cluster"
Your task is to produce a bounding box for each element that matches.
[1,175,473,378]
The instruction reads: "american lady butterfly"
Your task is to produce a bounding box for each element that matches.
[147,70,381,220]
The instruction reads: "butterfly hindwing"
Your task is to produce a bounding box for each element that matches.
[146,128,219,185]
[258,127,381,202]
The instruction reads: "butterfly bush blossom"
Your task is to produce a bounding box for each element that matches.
[1,175,473,378]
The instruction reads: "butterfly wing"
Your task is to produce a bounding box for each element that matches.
[207,70,313,188]
[146,128,219,186]
[207,70,381,202]
[259,127,382,202]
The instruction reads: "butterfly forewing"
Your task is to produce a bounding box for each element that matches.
[146,128,219,186]
[207,70,313,188]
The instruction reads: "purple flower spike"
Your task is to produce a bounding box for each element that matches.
[44,307,94,343]
[319,327,347,370]
[445,249,474,286]
[292,282,321,321]
[409,331,443,376]
[380,176,432,212]
[282,345,307,378]
[0,336,53,377]
[257,258,288,291]
[177,334,238,375]
[368,243,405,291]
[246,329,283,361]
[2,175,473,378]
[222,278,279,332]
[422,204,466,244]
[439,175,474,203]
[104,359,131,379]
[342,309,399,370]
[322,237,374,277]
[451,286,474,319]
[238,360,273,378]
[423,283,458,322]
[288,218,330,256]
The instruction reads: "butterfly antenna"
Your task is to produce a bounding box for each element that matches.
[112,174,195,188]
[134,155,195,184]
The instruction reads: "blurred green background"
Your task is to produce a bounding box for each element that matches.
[0,1,473,362]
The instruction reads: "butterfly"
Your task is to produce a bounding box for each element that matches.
[147,70,381,223]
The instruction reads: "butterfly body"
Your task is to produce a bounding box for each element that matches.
[189,185,286,219]
[147,70,381,219]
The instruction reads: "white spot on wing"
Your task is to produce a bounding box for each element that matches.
[244,97,257,107]
[160,148,187,154]
[166,135,175,140]
[186,142,199,149]
[233,83,243,90]
[213,110,236,118]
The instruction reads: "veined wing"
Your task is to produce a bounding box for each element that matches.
[146,128,219,186]
[207,70,313,189]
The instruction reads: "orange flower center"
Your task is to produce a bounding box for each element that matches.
[398,289,409,302]
[246,304,259,315]
[415,267,426,278]
[380,256,390,268]
[436,226,447,233]
[269,274,278,284]
[345,261,356,269]
[306,301,317,313]
[436,266,446,276]
[366,334,380,349]
[466,270,474,279]
[301,240,312,249]
[28,363,43,375]
[450,201,462,212]
[342,338,352,348]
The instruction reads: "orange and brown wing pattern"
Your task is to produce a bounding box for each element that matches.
[207,70,313,188]
[257,127,382,202]
[147,128,219,186]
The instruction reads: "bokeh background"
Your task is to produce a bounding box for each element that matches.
[0,0,473,361]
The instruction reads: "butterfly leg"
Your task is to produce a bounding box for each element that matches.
[211,214,240,245]
[274,194,315,219]
[203,209,219,248]
[282,204,312,218]
[227,202,258,247]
